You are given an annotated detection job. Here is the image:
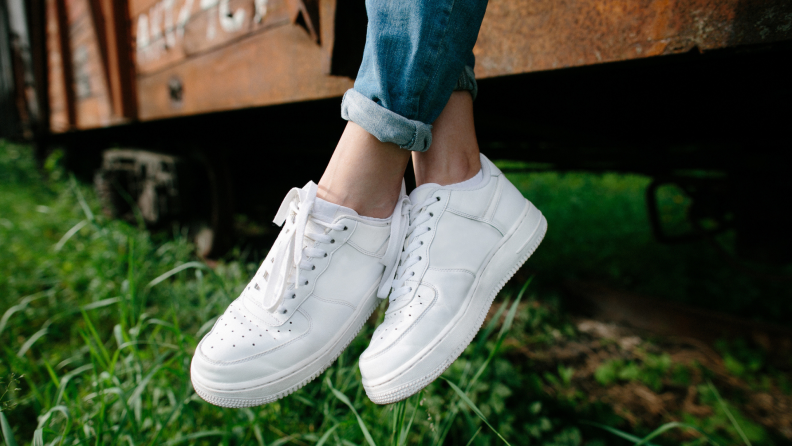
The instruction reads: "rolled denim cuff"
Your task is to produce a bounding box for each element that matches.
[453,65,478,101]
[341,88,433,152]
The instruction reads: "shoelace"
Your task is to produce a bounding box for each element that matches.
[386,194,441,301]
[249,181,410,312]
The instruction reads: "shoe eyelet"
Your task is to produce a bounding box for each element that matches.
[282,309,287,314]
[436,197,440,201]
[324,253,328,257]
[429,212,433,217]
[292,294,296,299]
[311,265,315,270]
[304,280,309,285]
[427,227,431,231]
[420,241,423,245]
[330,239,335,244]
[343,226,348,231]
[418,256,422,260]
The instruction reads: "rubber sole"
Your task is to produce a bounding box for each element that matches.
[363,204,547,404]
[191,295,380,408]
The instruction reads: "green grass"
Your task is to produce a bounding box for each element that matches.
[0,141,583,445]
[0,140,780,445]
[502,168,792,324]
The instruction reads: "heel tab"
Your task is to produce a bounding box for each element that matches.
[480,154,502,176]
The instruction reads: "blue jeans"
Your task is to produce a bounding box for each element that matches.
[340,0,489,152]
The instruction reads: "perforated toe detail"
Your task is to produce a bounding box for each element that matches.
[200,298,309,363]
[365,286,435,356]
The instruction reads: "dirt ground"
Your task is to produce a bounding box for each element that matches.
[508,313,792,443]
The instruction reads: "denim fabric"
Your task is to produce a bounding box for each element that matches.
[340,0,488,152]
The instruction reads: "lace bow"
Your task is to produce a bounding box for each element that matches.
[250,181,411,312]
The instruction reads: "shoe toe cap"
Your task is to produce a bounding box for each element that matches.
[191,298,308,385]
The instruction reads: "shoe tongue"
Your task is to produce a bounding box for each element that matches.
[409,183,441,204]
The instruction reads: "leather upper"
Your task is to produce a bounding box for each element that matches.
[360,155,529,377]
[194,214,391,385]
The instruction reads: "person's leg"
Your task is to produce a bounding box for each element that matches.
[317,122,409,219]
[317,89,481,217]
[412,91,481,187]
[314,0,487,219]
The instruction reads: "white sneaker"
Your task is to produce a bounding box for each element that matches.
[359,154,547,404]
[191,181,410,407]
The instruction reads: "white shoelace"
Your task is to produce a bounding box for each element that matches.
[249,181,410,312]
[386,194,441,301]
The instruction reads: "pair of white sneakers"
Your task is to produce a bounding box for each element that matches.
[190,154,547,407]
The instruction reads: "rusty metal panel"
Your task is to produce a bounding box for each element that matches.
[47,0,138,132]
[66,0,115,128]
[46,0,73,132]
[97,0,137,120]
[135,23,352,120]
[473,0,792,77]
[45,0,792,127]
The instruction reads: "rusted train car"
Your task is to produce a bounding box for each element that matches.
[3,0,791,257]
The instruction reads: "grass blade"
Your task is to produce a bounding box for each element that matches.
[391,400,405,446]
[147,262,207,288]
[400,391,422,445]
[16,327,48,357]
[161,430,229,445]
[633,422,722,446]
[0,411,19,446]
[70,176,95,223]
[442,378,511,446]
[0,291,49,336]
[581,421,652,445]
[467,278,528,392]
[707,380,751,446]
[316,424,340,446]
[473,297,510,356]
[326,377,377,446]
[53,219,88,252]
[465,426,482,446]
[81,297,121,311]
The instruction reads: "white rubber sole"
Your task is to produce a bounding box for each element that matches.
[191,294,380,408]
[363,202,547,404]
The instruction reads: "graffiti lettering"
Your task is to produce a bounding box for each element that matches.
[254,0,268,23]
[219,0,245,33]
[137,0,266,63]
